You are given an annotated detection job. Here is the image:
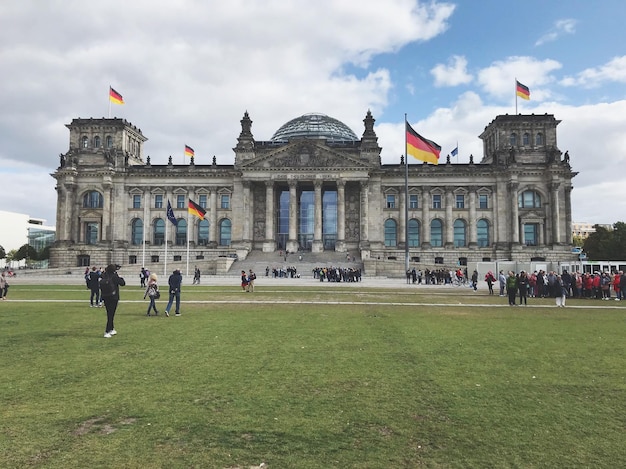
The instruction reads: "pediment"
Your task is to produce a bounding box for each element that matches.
[241,141,371,170]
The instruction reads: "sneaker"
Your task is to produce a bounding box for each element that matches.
[110,329,117,336]
[175,313,181,316]
[165,311,169,317]
[90,304,94,308]
[615,298,620,301]
[104,332,112,338]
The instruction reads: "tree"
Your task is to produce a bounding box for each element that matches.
[14,244,38,263]
[582,224,624,260]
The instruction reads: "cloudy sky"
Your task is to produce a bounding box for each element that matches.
[2,0,625,227]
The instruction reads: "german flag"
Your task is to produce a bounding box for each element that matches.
[406,122,441,165]
[188,198,206,220]
[109,87,124,105]
[184,145,195,158]
[516,80,530,100]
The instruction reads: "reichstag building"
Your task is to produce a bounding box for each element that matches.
[50,111,576,275]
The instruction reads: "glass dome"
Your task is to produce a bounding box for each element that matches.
[271,113,359,143]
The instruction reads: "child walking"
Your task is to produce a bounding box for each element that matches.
[144,273,160,316]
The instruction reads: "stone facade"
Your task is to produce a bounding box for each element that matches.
[50,112,577,274]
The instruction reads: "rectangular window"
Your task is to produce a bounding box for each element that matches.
[128,255,137,265]
[133,194,141,209]
[220,194,230,209]
[409,194,418,209]
[177,195,185,209]
[455,194,465,209]
[479,194,488,209]
[432,194,442,209]
[523,223,539,246]
[151,255,159,263]
[386,194,395,209]
[154,194,163,209]
[199,194,207,208]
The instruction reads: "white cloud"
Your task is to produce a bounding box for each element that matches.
[476,56,562,100]
[561,55,626,87]
[431,55,473,87]
[535,18,577,46]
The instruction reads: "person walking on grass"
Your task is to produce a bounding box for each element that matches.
[241,270,249,292]
[0,271,7,300]
[144,273,160,316]
[165,269,183,317]
[555,275,567,307]
[100,264,126,338]
[498,270,506,296]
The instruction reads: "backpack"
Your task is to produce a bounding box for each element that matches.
[99,273,116,298]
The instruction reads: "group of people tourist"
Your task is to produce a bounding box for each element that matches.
[313,266,362,282]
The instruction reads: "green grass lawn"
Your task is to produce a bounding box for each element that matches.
[1,285,625,468]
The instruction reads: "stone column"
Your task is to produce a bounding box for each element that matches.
[509,182,519,244]
[564,185,573,244]
[421,186,431,247]
[242,181,251,243]
[468,189,477,247]
[287,181,298,252]
[209,190,218,247]
[551,182,561,245]
[102,184,113,242]
[143,189,150,257]
[188,187,196,245]
[360,181,369,243]
[398,187,406,247]
[445,187,454,247]
[264,181,275,251]
[336,180,346,251]
[312,180,323,252]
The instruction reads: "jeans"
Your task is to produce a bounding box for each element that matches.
[103,297,118,332]
[90,288,100,305]
[166,291,180,314]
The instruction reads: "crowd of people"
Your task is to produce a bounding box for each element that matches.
[313,266,362,282]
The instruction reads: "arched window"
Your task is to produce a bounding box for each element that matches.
[81,136,89,148]
[453,219,467,247]
[83,191,103,208]
[94,136,101,148]
[430,219,443,247]
[384,219,397,247]
[407,219,420,247]
[198,219,209,245]
[535,133,543,145]
[153,218,165,246]
[219,219,231,246]
[509,133,517,146]
[175,219,187,246]
[105,136,113,148]
[131,218,143,245]
[477,219,490,247]
[518,190,541,208]
[523,133,530,145]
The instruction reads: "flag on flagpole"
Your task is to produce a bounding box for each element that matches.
[188,199,207,220]
[166,200,178,226]
[184,145,195,158]
[109,87,125,105]
[406,121,441,165]
[516,80,530,100]
[451,146,458,157]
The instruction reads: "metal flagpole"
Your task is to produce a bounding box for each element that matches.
[186,206,190,277]
[404,113,410,273]
[164,219,168,277]
[515,78,518,114]
[108,87,112,118]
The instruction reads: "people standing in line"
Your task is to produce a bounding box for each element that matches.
[518,271,529,306]
[555,275,567,307]
[506,271,518,306]
[612,271,621,301]
[87,266,102,307]
[144,273,160,316]
[100,264,126,338]
[498,270,506,296]
[241,270,249,292]
[0,271,7,300]
[247,269,256,292]
[165,269,183,317]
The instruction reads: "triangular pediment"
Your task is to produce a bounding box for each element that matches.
[241,140,371,170]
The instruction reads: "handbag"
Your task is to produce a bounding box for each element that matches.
[154,290,161,300]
